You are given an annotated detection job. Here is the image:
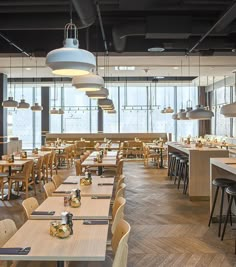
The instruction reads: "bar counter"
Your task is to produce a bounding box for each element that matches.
[210,158,236,218]
[168,142,229,200]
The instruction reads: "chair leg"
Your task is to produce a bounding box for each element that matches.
[221,195,233,241]
[218,188,225,237]
[8,179,12,200]
[208,186,219,227]
[25,182,28,199]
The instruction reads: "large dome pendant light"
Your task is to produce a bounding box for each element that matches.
[220,72,236,117]
[46,2,96,77]
[186,54,213,120]
[31,59,43,112]
[18,56,30,109]
[2,57,18,108]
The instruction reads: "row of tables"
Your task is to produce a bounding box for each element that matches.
[0,174,116,267]
[0,149,119,267]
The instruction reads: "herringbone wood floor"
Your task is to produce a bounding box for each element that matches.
[1,161,236,267]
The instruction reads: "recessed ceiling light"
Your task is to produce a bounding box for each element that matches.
[173,67,179,70]
[148,47,165,52]
[25,67,31,71]
[154,76,164,79]
[114,66,135,71]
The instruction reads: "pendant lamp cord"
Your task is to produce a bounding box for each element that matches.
[9,56,12,97]
[198,54,201,105]
[224,75,226,104]
[235,72,236,102]
[180,59,183,109]
[69,0,73,24]
[21,55,24,98]
[35,58,38,102]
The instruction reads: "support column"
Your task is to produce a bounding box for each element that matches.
[97,107,103,133]
[198,86,211,136]
[41,86,49,145]
[0,74,8,155]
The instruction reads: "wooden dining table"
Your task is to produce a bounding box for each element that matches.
[30,196,111,220]
[82,152,117,175]
[0,220,109,267]
[52,176,114,197]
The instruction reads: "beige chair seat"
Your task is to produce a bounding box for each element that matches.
[69,255,113,267]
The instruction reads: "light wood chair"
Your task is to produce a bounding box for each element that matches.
[33,156,44,191]
[56,147,71,169]
[0,174,8,201]
[52,174,63,188]
[22,197,39,219]
[43,181,56,198]
[114,177,125,198]
[42,153,50,183]
[69,219,130,267]
[75,159,82,175]
[8,160,35,200]
[143,145,160,167]
[48,150,57,176]
[111,197,126,234]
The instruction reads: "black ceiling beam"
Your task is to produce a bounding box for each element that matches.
[188,1,236,53]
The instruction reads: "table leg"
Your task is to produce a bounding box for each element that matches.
[98,166,103,176]
[57,261,64,267]
[159,149,164,168]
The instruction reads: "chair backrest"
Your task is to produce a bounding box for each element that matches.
[35,156,44,169]
[0,219,17,247]
[112,197,126,234]
[116,159,124,176]
[49,150,56,165]
[115,183,126,200]
[113,243,128,267]
[75,159,82,175]
[115,177,125,195]
[52,174,62,188]
[22,160,34,178]
[112,219,131,255]
[43,182,56,198]
[22,197,39,219]
[43,153,50,166]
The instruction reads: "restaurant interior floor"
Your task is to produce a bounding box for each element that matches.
[1,161,236,267]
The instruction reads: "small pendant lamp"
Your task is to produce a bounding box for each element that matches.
[18,56,30,109]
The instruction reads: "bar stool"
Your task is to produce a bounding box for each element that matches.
[177,158,189,191]
[169,153,179,180]
[221,184,236,241]
[167,152,173,176]
[174,155,186,185]
[208,178,235,237]
[183,161,189,195]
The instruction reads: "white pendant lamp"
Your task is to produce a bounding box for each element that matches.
[58,108,64,115]
[18,99,30,109]
[98,98,113,108]
[86,87,108,99]
[165,106,174,113]
[46,23,96,77]
[50,107,59,114]
[3,57,18,108]
[3,96,18,108]
[72,73,104,91]
[18,56,30,109]
[220,73,236,117]
[31,102,43,111]
[107,109,116,114]
[31,59,43,112]
[186,54,213,120]
[172,113,180,120]
[186,105,213,120]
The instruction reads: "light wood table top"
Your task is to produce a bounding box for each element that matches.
[210,157,236,174]
[99,143,120,150]
[30,196,111,220]
[0,220,108,262]
[89,151,118,157]
[52,176,114,197]
[0,160,31,167]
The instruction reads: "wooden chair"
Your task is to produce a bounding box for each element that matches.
[0,219,17,267]
[22,197,39,219]
[42,153,50,183]
[143,145,160,167]
[111,197,126,234]
[48,150,57,176]
[114,183,126,202]
[75,159,82,175]
[43,181,56,198]
[52,174,62,188]
[8,160,35,200]
[114,176,125,196]
[0,173,8,201]
[56,147,71,169]
[69,219,130,267]
[33,156,44,190]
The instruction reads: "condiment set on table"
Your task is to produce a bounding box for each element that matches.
[50,211,73,239]
[80,168,93,185]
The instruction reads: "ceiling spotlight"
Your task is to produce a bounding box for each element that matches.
[148,47,165,52]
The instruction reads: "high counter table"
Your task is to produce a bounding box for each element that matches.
[210,158,236,218]
[168,142,229,200]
